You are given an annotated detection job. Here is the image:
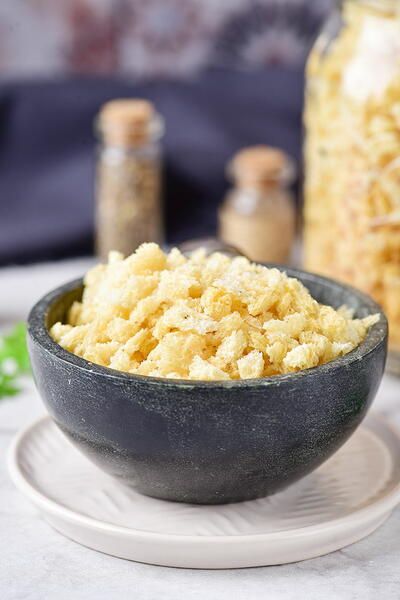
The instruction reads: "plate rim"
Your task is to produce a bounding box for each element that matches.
[8,414,400,545]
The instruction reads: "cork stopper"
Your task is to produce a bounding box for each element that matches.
[229,146,294,189]
[98,99,163,147]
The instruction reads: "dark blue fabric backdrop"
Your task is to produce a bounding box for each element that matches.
[0,67,304,265]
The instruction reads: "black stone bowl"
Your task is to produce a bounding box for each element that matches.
[28,267,388,504]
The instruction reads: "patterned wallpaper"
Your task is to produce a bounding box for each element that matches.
[0,0,334,79]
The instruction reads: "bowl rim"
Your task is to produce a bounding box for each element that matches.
[27,265,388,389]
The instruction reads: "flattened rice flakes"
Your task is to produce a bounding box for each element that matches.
[51,243,378,380]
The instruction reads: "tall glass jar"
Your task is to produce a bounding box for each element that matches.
[303,0,400,366]
[95,99,164,260]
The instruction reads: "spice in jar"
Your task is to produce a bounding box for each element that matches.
[219,146,296,264]
[95,99,164,260]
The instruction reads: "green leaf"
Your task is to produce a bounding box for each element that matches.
[0,322,30,372]
[0,322,30,399]
[0,373,20,397]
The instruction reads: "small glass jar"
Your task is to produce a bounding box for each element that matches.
[95,99,164,260]
[303,0,400,368]
[219,146,296,264]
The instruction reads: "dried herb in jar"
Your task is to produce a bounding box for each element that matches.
[95,99,164,260]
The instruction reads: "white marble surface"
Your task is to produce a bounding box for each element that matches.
[1,259,400,599]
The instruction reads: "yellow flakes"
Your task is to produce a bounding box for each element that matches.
[189,356,230,381]
[50,243,378,380]
[216,330,248,366]
[237,351,264,379]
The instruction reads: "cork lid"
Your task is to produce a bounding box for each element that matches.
[97,99,163,147]
[229,146,295,189]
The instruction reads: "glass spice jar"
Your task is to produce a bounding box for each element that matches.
[95,99,164,260]
[303,0,400,369]
[219,146,296,264]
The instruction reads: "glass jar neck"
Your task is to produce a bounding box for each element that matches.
[96,113,164,150]
[230,162,295,192]
[233,181,284,194]
[342,0,399,16]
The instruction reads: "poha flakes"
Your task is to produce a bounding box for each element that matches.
[51,243,379,380]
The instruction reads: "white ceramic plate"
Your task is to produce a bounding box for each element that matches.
[8,415,400,569]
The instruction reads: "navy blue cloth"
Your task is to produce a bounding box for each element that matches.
[0,68,304,265]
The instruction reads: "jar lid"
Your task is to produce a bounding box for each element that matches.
[229,146,295,188]
[97,99,164,147]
